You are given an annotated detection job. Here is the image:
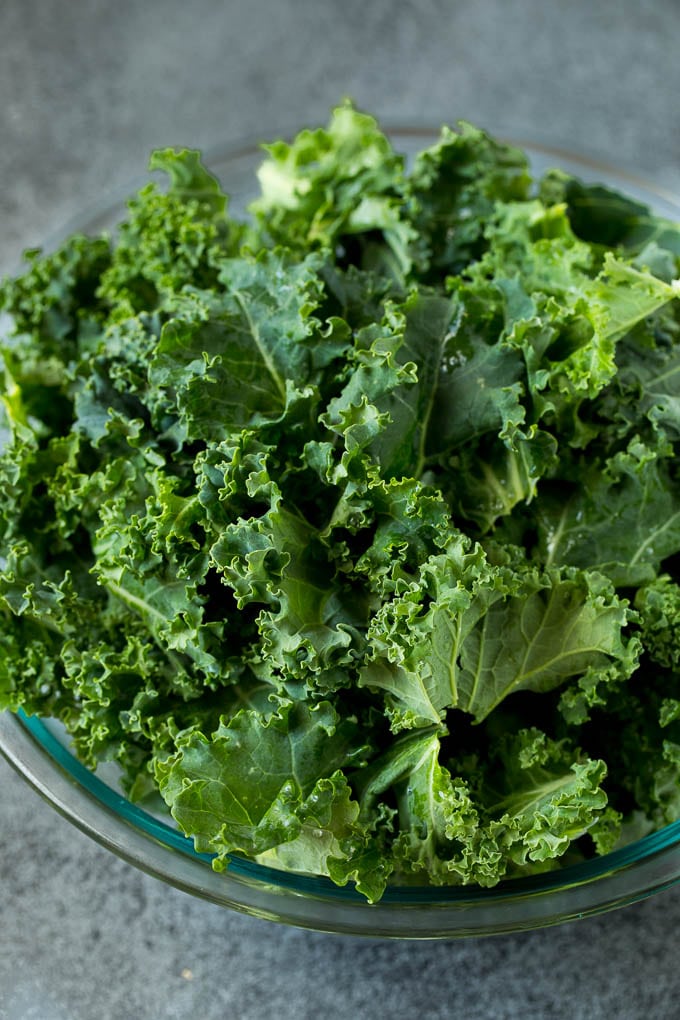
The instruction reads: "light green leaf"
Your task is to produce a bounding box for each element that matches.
[156,701,366,859]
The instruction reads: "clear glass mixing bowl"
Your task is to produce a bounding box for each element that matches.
[1,131,680,939]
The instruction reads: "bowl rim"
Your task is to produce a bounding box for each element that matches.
[4,707,680,938]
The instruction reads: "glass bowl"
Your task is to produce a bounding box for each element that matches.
[2,131,680,939]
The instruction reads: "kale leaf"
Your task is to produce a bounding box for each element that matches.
[2,104,680,899]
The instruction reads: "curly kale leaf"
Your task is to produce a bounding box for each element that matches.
[3,107,680,901]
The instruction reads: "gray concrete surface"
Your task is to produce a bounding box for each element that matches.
[2,1,680,1017]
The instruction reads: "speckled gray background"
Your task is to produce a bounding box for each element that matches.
[2,2,680,1018]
